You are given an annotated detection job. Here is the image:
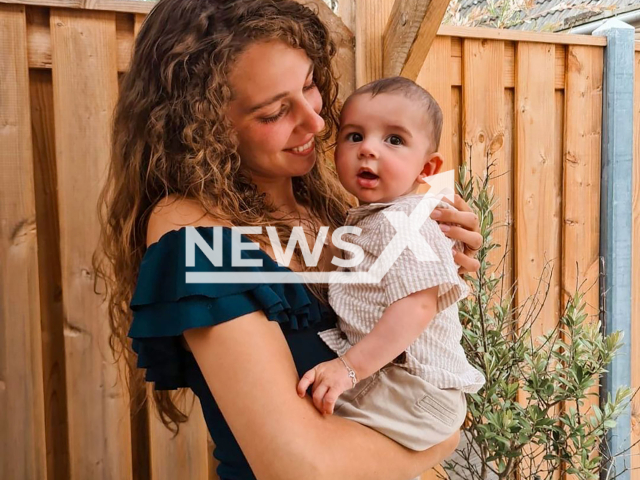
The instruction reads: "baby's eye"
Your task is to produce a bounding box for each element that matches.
[346,132,363,142]
[386,135,404,146]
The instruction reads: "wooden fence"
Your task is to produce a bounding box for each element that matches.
[0,0,638,479]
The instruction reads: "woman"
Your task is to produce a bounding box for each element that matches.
[95,0,483,479]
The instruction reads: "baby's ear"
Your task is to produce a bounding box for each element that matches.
[417,152,444,183]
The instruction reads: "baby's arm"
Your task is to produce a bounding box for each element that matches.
[345,285,438,380]
[297,286,438,414]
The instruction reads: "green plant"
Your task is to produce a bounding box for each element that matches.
[441,160,634,480]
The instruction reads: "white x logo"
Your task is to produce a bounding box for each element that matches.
[357,191,448,284]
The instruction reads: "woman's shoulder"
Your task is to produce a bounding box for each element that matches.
[146,194,231,247]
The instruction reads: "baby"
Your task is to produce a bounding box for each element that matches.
[296,77,485,454]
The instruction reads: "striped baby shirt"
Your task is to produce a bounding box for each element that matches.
[319,193,485,393]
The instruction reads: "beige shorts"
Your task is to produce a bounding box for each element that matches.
[334,363,467,451]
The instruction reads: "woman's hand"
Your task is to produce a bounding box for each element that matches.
[297,359,354,415]
[431,194,482,275]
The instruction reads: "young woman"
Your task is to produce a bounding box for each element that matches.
[95,1,483,479]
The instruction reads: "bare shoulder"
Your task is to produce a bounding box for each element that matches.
[146,194,231,247]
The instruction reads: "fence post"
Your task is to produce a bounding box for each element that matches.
[592,18,635,479]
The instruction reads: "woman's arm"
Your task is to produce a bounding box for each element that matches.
[184,313,458,480]
[430,194,482,275]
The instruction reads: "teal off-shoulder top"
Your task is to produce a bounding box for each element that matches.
[128,226,338,480]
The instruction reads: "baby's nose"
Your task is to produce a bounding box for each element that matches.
[358,141,378,159]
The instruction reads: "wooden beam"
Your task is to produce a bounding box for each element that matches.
[383,0,450,80]
[0,0,154,14]
[438,24,607,46]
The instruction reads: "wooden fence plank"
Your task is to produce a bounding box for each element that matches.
[631,49,640,480]
[129,12,148,476]
[451,86,462,171]
[555,45,566,91]
[416,36,453,173]
[26,5,51,69]
[515,41,562,479]
[562,45,603,429]
[30,68,71,480]
[462,39,511,283]
[115,12,133,73]
[133,12,143,36]
[354,0,395,86]
[504,42,515,90]
[49,8,132,479]
[0,4,48,480]
[503,87,515,284]
[149,396,210,480]
[515,41,562,341]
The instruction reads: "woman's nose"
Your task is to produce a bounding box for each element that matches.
[299,101,325,134]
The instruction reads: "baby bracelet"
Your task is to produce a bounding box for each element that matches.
[339,355,358,388]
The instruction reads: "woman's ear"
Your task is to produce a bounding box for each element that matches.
[417,152,444,183]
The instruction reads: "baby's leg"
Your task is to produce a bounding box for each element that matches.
[333,364,467,451]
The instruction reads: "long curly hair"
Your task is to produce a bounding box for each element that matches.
[93,0,354,433]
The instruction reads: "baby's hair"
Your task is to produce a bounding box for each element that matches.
[345,76,443,150]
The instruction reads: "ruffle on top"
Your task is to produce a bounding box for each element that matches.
[128,226,330,390]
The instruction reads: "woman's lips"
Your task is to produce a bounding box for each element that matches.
[285,138,315,156]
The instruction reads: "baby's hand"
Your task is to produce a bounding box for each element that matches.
[297,358,355,414]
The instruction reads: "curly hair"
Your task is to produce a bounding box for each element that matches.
[93,0,354,434]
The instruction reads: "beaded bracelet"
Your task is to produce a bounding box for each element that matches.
[338,355,358,388]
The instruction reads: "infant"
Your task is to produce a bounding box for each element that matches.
[296,76,485,455]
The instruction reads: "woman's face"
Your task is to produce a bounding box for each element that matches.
[227,40,325,181]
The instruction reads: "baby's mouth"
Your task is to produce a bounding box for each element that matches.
[357,170,379,180]
[356,169,380,188]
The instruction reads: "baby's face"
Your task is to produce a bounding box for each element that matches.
[335,92,439,204]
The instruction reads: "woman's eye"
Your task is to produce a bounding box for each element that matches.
[346,132,363,142]
[259,107,286,124]
[303,81,317,92]
[387,135,404,146]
